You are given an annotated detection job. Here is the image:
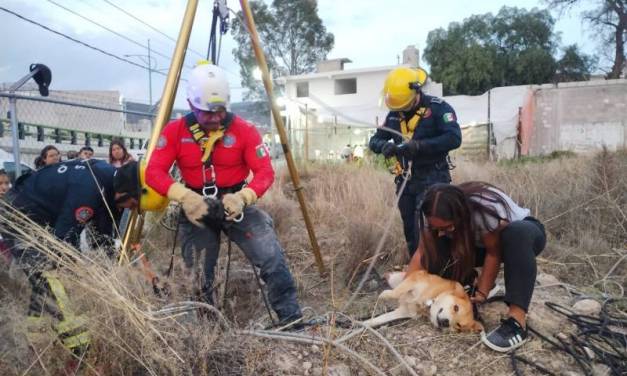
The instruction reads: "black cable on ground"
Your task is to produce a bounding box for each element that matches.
[512,299,627,376]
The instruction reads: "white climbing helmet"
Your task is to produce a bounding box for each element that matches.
[186,60,230,111]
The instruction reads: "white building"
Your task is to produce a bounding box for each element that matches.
[278,46,442,160]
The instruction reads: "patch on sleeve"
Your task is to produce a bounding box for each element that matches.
[156,135,167,149]
[75,206,94,223]
[430,97,443,104]
[255,144,269,158]
[442,112,456,123]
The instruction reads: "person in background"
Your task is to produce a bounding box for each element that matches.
[108,139,134,168]
[34,145,61,169]
[406,181,546,352]
[66,150,79,160]
[0,169,10,198]
[78,146,94,160]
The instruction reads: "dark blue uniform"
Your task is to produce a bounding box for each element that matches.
[6,159,117,251]
[369,94,462,256]
[3,159,117,317]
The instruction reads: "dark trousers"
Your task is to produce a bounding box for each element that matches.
[427,217,546,312]
[178,205,302,323]
[397,166,451,257]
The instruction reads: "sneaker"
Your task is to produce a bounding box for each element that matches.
[481,317,528,352]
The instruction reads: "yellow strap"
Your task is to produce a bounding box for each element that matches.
[201,128,225,163]
[43,272,73,318]
[399,107,427,139]
[188,122,225,163]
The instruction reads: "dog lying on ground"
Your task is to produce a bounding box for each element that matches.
[362,270,483,333]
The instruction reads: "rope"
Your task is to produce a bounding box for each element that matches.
[222,238,232,309]
[165,209,181,278]
[341,161,413,312]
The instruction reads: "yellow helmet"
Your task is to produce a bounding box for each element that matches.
[113,159,168,212]
[382,67,429,111]
[138,158,169,212]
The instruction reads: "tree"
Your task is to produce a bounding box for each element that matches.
[231,0,334,100]
[423,6,594,95]
[546,0,626,79]
[555,44,597,82]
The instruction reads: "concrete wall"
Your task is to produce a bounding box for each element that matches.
[531,79,627,155]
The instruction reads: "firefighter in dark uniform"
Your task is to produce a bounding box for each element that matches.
[369,67,462,257]
[2,158,140,352]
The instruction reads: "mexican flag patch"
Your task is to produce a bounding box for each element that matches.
[443,112,456,123]
[255,144,269,158]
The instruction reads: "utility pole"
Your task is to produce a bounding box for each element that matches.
[147,39,153,106]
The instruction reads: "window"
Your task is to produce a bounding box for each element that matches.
[296,82,309,97]
[334,78,357,95]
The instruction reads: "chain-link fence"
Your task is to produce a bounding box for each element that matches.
[0,89,176,169]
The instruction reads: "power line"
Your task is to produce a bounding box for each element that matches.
[100,0,205,59]
[44,0,179,65]
[100,0,241,81]
[0,5,180,81]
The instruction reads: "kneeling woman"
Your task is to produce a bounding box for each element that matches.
[406,181,546,352]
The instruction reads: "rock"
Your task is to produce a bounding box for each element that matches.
[417,361,437,376]
[536,272,560,286]
[404,356,417,368]
[327,364,351,376]
[425,365,438,376]
[303,362,312,372]
[572,299,602,316]
[311,345,320,353]
[592,364,611,376]
[275,353,297,371]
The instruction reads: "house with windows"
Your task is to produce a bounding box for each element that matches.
[277,46,442,160]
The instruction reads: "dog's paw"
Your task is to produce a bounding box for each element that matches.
[378,290,395,300]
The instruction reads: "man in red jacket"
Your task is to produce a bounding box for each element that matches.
[145,62,302,326]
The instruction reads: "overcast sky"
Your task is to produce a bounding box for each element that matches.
[0,0,596,107]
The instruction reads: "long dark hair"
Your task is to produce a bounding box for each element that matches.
[419,181,513,283]
[109,139,130,164]
[34,145,59,168]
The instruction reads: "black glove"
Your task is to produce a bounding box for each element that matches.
[381,142,398,158]
[200,197,225,230]
[397,140,420,159]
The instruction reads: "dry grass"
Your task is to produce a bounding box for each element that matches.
[0,149,625,375]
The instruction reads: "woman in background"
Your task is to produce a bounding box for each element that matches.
[108,139,134,168]
[34,145,61,169]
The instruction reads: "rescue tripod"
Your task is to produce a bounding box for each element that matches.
[163,203,278,327]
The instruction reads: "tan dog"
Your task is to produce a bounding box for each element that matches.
[362,270,483,333]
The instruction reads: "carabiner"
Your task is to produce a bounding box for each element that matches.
[225,210,244,223]
[202,184,218,199]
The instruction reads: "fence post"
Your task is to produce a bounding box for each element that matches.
[98,134,103,147]
[70,131,77,145]
[37,126,44,142]
[130,138,135,149]
[0,120,4,138]
[54,129,61,143]
[85,133,91,146]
